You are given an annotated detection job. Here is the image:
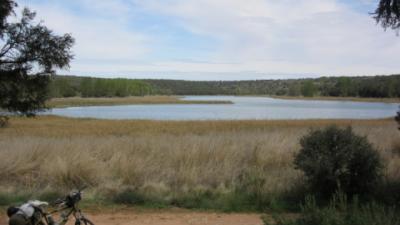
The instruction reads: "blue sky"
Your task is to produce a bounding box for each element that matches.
[16,0,400,80]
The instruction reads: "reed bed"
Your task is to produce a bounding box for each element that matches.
[0,116,399,208]
[47,96,232,108]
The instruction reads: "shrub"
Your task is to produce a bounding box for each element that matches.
[396,108,400,130]
[0,192,31,206]
[38,191,63,203]
[294,126,382,198]
[0,116,8,128]
[112,189,145,205]
[263,194,400,225]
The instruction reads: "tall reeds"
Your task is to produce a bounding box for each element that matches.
[0,116,398,209]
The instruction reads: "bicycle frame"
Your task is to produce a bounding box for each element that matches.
[38,203,87,225]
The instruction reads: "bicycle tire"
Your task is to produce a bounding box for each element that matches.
[80,217,95,225]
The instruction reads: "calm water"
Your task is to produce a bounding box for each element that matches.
[44,96,399,120]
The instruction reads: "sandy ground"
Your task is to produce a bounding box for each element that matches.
[1,209,264,225]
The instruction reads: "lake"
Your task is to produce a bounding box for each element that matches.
[44,96,399,120]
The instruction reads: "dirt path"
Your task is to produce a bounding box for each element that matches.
[1,209,263,225]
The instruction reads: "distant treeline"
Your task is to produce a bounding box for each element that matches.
[49,76,152,97]
[49,75,400,98]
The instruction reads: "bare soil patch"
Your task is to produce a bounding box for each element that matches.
[1,209,263,225]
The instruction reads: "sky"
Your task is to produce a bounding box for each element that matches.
[15,0,400,80]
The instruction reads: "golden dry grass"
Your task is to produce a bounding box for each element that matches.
[0,116,399,199]
[47,96,232,108]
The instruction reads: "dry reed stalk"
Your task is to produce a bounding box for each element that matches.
[0,116,398,197]
[47,96,232,108]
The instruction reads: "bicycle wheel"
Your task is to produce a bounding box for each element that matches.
[80,217,95,225]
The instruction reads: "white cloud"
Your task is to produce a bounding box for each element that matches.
[79,0,132,17]
[69,57,399,79]
[132,0,400,76]
[19,1,150,62]
[14,0,400,79]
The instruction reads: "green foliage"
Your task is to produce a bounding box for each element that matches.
[329,77,356,97]
[50,77,77,97]
[169,190,288,212]
[112,189,146,205]
[110,188,258,211]
[373,0,400,31]
[38,191,63,203]
[49,76,152,98]
[0,192,30,206]
[0,1,15,30]
[263,195,400,225]
[301,81,316,97]
[108,169,300,212]
[396,107,400,130]
[234,169,276,211]
[0,70,50,116]
[80,77,94,97]
[294,126,383,198]
[288,83,301,96]
[111,189,169,209]
[0,2,74,117]
[48,75,400,98]
[92,75,400,97]
[376,179,400,207]
[171,190,221,210]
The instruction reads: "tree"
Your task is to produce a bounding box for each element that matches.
[0,0,16,32]
[373,1,400,130]
[288,83,301,96]
[0,1,74,123]
[294,126,382,198]
[80,77,94,97]
[54,77,76,97]
[396,107,400,130]
[335,77,354,97]
[301,80,316,97]
[373,0,400,31]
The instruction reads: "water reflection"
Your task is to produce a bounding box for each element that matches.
[44,96,399,120]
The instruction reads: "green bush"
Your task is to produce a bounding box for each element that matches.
[396,107,400,130]
[112,189,146,205]
[376,179,400,206]
[170,190,286,212]
[0,116,8,128]
[263,194,400,225]
[37,191,63,203]
[0,192,31,206]
[294,126,382,198]
[110,185,292,212]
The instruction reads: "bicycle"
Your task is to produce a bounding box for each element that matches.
[35,187,94,225]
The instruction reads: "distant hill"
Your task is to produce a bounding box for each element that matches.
[49,74,400,98]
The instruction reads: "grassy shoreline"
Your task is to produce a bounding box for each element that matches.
[47,96,233,108]
[46,95,400,109]
[0,116,399,212]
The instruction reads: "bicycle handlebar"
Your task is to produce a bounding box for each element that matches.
[52,187,87,208]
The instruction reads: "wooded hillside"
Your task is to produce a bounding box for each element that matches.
[49,75,400,98]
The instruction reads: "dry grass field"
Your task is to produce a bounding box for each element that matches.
[47,96,232,108]
[0,116,399,209]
